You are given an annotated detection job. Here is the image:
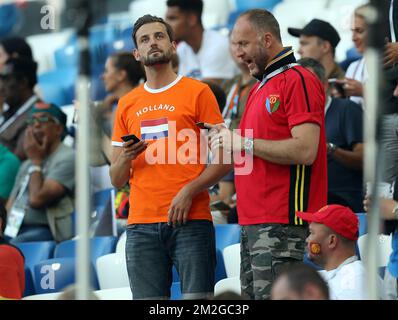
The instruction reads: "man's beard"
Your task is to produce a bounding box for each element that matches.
[142,48,173,67]
[251,47,269,81]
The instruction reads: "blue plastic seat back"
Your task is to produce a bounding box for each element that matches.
[170,281,182,300]
[54,236,117,268]
[15,241,55,274]
[33,257,98,294]
[235,0,282,11]
[215,224,241,251]
[23,267,36,297]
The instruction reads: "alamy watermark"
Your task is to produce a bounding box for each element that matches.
[40,5,55,30]
[122,121,254,176]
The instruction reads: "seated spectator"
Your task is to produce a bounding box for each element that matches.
[0,57,39,160]
[297,204,381,300]
[288,19,344,81]
[271,263,329,300]
[0,143,20,205]
[166,0,236,85]
[299,58,364,212]
[0,203,25,300]
[5,103,75,244]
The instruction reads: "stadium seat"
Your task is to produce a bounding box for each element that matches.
[33,257,98,294]
[39,83,69,107]
[170,281,182,300]
[116,231,126,255]
[94,287,132,300]
[356,213,367,236]
[234,0,282,11]
[23,267,36,297]
[54,236,117,269]
[215,224,241,251]
[214,224,241,282]
[357,234,392,267]
[223,243,240,278]
[214,277,241,297]
[96,253,129,289]
[15,241,56,275]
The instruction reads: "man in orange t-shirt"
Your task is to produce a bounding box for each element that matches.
[110,15,232,300]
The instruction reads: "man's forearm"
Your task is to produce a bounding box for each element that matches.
[110,155,132,189]
[330,148,363,170]
[253,138,318,166]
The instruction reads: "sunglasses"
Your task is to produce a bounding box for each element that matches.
[26,116,58,125]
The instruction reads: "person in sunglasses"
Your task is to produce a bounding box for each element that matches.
[4,102,75,244]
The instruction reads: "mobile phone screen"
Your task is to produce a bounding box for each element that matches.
[121,134,140,144]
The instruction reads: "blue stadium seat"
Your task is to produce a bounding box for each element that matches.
[93,188,113,208]
[33,257,98,294]
[215,224,241,251]
[170,281,182,300]
[39,83,69,107]
[356,213,367,236]
[214,224,241,282]
[15,241,56,275]
[54,236,117,269]
[235,0,282,11]
[23,267,36,297]
[38,68,78,105]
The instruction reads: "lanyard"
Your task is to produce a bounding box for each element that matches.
[0,95,38,135]
[257,63,300,91]
[223,81,252,121]
[390,0,396,42]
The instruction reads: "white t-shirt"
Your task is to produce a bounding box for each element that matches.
[345,57,368,108]
[318,257,368,300]
[177,29,237,80]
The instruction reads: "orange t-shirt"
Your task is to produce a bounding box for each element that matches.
[112,76,224,224]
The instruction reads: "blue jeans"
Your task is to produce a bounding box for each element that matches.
[8,225,54,244]
[125,220,216,300]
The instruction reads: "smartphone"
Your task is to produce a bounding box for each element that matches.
[196,122,211,130]
[210,200,231,211]
[121,134,141,144]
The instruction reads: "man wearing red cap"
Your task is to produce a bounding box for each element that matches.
[297,204,379,300]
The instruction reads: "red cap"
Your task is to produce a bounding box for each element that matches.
[296,205,359,241]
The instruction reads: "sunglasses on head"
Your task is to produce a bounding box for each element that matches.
[26,116,58,125]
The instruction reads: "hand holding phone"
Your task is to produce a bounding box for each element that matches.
[121,134,141,144]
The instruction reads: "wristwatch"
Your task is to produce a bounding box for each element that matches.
[327,142,337,155]
[28,165,42,175]
[392,203,398,220]
[244,138,254,153]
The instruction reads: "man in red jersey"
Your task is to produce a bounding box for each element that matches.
[209,9,327,299]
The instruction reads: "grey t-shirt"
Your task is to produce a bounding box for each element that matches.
[10,143,75,226]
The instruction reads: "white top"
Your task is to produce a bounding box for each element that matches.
[177,29,237,80]
[345,57,368,108]
[318,257,368,300]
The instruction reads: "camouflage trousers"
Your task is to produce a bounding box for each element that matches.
[240,224,308,300]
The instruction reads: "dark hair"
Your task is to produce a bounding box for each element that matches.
[280,263,329,299]
[0,203,6,233]
[4,57,38,89]
[110,51,145,87]
[202,80,226,113]
[240,9,282,42]
[166,0,203,22]
[0,37,33,61]
[297,57,326,83]
[132,15,174,48]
